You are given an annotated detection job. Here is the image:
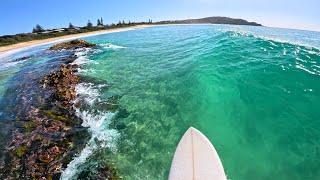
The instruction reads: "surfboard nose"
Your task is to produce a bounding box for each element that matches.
[186,127,197,133]
[187,127,206,134]
[169,127,227,180]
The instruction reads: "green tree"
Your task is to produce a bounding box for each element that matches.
[87,20,93,28]
[32,24,44,33]
[100,17,104,25]
[69,23,75,29]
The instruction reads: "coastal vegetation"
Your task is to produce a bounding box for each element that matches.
[156,16,262,26]
[0,18,151,47]
[0,16,261,47]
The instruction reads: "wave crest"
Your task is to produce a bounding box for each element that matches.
[60,49,119,180]
[100,43,127,49]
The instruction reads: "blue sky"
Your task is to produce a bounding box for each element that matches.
[0,0,319,35]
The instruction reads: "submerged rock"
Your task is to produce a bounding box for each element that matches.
[49,39,96,51]
[0,39,120,179]
[0,49,89,179]
[14,56,32,62]
[41,63,80,105]
[76,150,120,180]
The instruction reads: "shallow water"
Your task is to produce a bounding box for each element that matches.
[1,25,320,179]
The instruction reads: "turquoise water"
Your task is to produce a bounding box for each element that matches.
[1,25,320,179]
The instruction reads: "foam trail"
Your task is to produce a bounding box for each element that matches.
[0,59,28,70]
[60,49,119,180]
[60,110,118,180]
[75,83,100,106]
[219,28,320,50]
[100,43,127,49]
[295,64,317,75]
[71,48,92,65]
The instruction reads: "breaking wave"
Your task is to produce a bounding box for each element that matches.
[100,43,127,49]
[60,49,119,180]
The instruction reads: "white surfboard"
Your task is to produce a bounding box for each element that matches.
[169,127,227,180]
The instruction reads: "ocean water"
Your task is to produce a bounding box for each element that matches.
[1,25,320,179]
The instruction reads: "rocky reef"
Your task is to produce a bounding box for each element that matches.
[41,63,80,106]
[0,40,119,179]
[49,39,96,51]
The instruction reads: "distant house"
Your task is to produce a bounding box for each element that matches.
[52,28,68,33]
[38,30,54,34]
[67,26,81,31]
[38,28,68,34]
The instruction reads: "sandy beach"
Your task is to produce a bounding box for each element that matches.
[0,24,153,58]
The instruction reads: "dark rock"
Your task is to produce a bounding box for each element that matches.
[49,39,96,51]
[0,48,90,179]
[0,40,119,179]
[14,56,31,62]
[76,150,120,180]
[41,63,80,106]
[61,55,77,64]
[116,108,130,119]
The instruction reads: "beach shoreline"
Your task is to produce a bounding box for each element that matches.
[0,24,153,58]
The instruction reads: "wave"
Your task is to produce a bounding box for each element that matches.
[217,29,320,76]
[219,29,320,51]
[100,43,127,49]
[0,54,32,70]
[0,59,28,70]
[75,83,101,106]
[60,109,118,180]
[60,49,119,180]
[71,48,93,65]
[295,64,318,75]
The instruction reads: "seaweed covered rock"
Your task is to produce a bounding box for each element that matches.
[0,53,88,179]
[2,107,89,179]
[76,150,121,180]
[42,64,79,105]
[49,39,96,51]
[0,41,120,179]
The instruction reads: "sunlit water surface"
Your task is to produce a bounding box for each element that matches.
[1,25,320,179]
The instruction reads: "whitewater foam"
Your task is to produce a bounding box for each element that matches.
[100,43,127,49]
[0,60,27,69]
[60,48,119,180]
[60,109,119,180]
[283,48,287,55]
[71,48,93,65]
[220,28,320,51]
[295,64,318,75]
[74,83,101,106]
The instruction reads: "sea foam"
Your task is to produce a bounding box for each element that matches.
[100,43,127,49]
[60,109,119,180]
[60,48,119,180]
